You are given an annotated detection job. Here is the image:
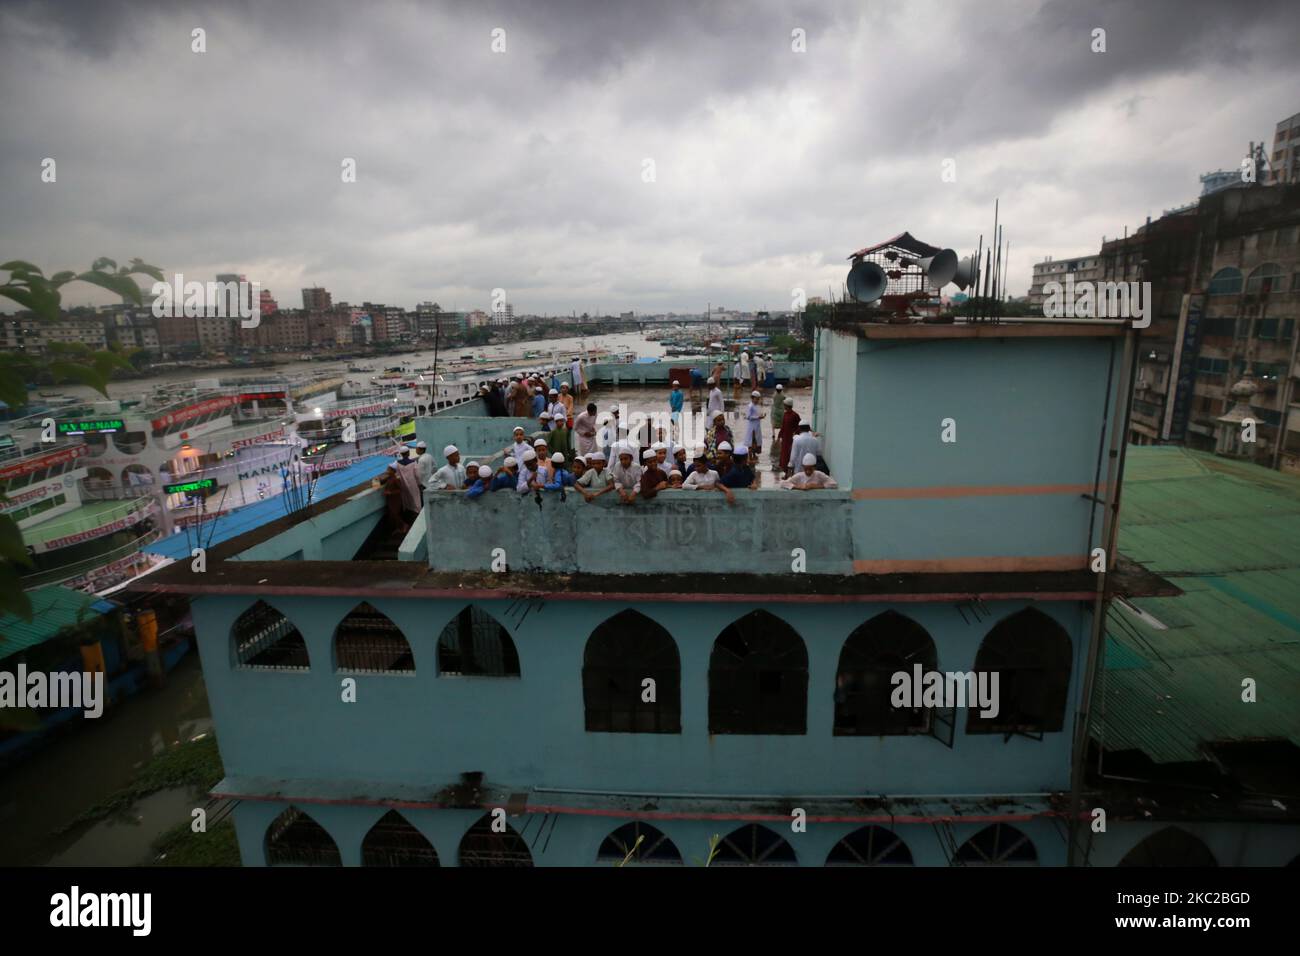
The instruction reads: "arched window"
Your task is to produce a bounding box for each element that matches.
[111,430,149,455]
[953,824,1037,865]
[1207,267,1243,295]
[361,810,440,866]
[437,606,520,677]
[121,463,154,488]
[596,822,683,865]
[712,824,797,866]
[825,826,914,865]
[1245,262,1283,295]
[583,610,680,733]
[709,610,807,734]
[232,600,309,670]
[834,611,937,736]
[265,806,341,866]
[82,466,114,492]
[334,602,414,673]
[967,608,1071,737]
[458,812,533,867]
[1119,827,1217,867]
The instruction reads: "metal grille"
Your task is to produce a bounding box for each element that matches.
[458,814,534,867]
[966,608,1072,735]
[234,601,310,671]
[438,607,520,677]
[336,603,415,673]
[361,810,440,866]
[708,611,808,735]
[583,610,681,733]
[265,806,341,866]
[825,826,914,866]
[834,611,937,736]
[596,822,683,865]
[953,824,1038,865]
[712,824,798,866]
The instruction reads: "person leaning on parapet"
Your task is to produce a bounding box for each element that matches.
[790,423,828,476]
[639,448,668,500]
[782,453,838,490]
[720,443,757,491]
[577,449,613,501]
[464,465,496,500]
[683,450,736,504]
[429,445,467,490]
[491,457,520,492]
[516,449,545,493]
[571,455,587,481]
[545,453,575,490]
[610,444,642,505]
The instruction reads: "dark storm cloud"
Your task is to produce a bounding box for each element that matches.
[1,0,1297,313]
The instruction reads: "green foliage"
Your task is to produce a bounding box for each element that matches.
[150,817,242,867]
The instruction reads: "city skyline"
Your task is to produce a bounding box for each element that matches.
[2,0,1298,315]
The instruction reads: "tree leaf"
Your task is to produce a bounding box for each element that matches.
[48,270,76,286]
[48,361,110,395]
[0,516,33,568]
[0,559,34,622]
[1,261,43,275]
[91,257,118,273]
[75,270,143,305]
[124,260,165,282]
[0,367,28,408]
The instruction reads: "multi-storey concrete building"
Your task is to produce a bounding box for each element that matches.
[1270,110,1300,186]
[1025,255,1103,311]
[302,287,332,311]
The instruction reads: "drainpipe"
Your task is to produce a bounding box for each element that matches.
[1067,320,1138,866]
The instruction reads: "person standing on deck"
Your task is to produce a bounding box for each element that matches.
[778,399,800,475]
[741,390,763,453]
[570,356,587,395]
[415,440,435,489]
[573,403,598,457]
[770,385,786,460]
[668,380,684,432]
[549,413,573,459]
[510,426,532,465]
[706,377,724,418]
[429,445,468,490]
[379,462,408,533]
[530,386,547,417]
[558,382,575,421]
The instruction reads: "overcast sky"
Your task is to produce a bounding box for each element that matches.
[2,0,1297,316]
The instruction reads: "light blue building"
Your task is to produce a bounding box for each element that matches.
[134,321,1299,866]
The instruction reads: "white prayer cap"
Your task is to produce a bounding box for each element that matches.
[416,440,427,449]
[540,412,553,420]
[477,465,492,478]
[751,390,760,397]
[574,454,587,464]
[802,453,817,466]
[713,411,726,420]
[706,377,715,384]
[533,438,548,447]
[734,445,749,456]
[669,469,682,478]
[513,426,525,434]
[549,389,558,395]
[551,453,565,464]
[618,447,634,458]
[535,386,543,392]
[652,442,666,451]
[776,384,784,390]
[466,462,479,472]
[671,379,679,385]
[523,449,537,461]
[784,398,793,406]
[642,449,657,461]
[387,462,397,471]
[504,456,518,467]
[443,444,458,457]
[718,441,733,452]
[590,450,606,461]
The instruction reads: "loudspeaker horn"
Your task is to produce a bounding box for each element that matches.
[846,259,887,303]
[902,248,959,288]
[950,255,976,291]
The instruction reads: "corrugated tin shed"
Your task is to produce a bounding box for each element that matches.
[1096,446,1300,764]
[0,585,115,659]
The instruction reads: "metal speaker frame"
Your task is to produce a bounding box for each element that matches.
[902,248,959,288]
[847,259,887,303]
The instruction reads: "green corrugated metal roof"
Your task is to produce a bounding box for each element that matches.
[0,586,114,660]
[1097,446,1300,764]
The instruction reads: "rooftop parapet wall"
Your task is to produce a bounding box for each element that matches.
[423,487,855,575]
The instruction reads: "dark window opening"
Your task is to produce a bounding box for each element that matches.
[265,806,341,866]
[953,824,1037,865]
[458,812,534,867]
[437,607,520,677]
[596,822,683,865]
[712,823,797,866]
[826,826,914,866]
[233,600,309,670]
[335,602,414,673]
[583,609,680,733]
[708,610,808,735]
[966,608,1071,736]
[834,611,937,736]
[361,810,440,866]
[1118,827,1217,867]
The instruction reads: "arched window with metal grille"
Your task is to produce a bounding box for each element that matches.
[596,822,683,865]
[953,824,1037,865]
[1119,827,1217,867]
[264,806,341,866]
[825,825,914,865]
[437,606,520,677]
[361,810,440,866]
[232,600,310,671]
[712,823,798,866]
[334,602,414,673]
[457,812,534,867]
[583,609,680,733]
[966,608,1071,737]
[834,611,937,736]
[1246,262,1284,295]
[708,610,807,735]
[1207,267,1243,295]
